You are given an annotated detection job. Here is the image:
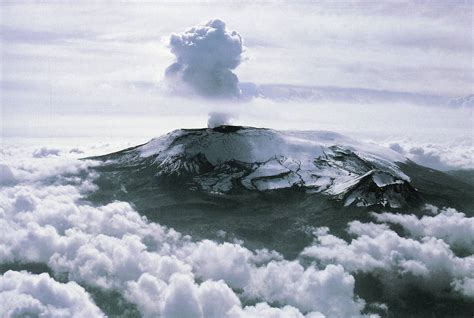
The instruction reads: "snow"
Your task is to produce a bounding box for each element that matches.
[139,127,407,165]
[241,158,291,189]
[252,173,302,191]
[372,171,404,187]
[123,127,413,206]
[327,174,363,196]
[140,130,186,158]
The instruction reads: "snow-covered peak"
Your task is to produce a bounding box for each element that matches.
[97,126,417,208]
[139,126,406,165]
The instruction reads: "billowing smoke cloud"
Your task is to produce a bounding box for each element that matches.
[165,19,243,98]
[207,112,238,128]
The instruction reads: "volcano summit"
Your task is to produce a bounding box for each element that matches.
[90,126,425,209]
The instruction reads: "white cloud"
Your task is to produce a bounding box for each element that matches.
[0,270,104,318]
[227,303,320,318]
[0,164,17,186]
[244,262,366,317]
[162,274,203,318]
[160,275,242,318]
[183,240,252,289]
[385,137,474,170]
[302,211,474,298]
[198,279,242,318]
[372,207,474,253]
[1,137,472,318]
[407,146,454,171]
[33,147,61,158]
[0,145,373,317]
[3,136,471,317]
[452,277,474,298]
[449,94,474,108]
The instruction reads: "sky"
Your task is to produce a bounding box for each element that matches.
[1,2,474,317]
[1,0,473,168]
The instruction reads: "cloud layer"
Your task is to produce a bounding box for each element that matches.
[388,140,474,171]
[373,206,474,254]
[0,271,105,317]
[1,136,473,316]
[0,144,371,318]
[165,19,243,98]
[302,208,474,299]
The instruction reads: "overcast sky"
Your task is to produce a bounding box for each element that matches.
[1,1,472,140]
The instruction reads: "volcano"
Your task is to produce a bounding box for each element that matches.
[86,126,473,257]
[89,126,424,209]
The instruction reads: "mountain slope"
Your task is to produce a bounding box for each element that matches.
[89,126,420,209]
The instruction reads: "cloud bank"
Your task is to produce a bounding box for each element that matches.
[388,139,474,171]
[0,271,105,317]
[0,164,17,186]
[1,138,472,317]
[302,208,474,299]
[165,19,243,98]
[32,147,61,158]
[373,206,474,254]
[0,145,371,318]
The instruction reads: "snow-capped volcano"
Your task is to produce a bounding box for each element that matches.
[92,126,420,208]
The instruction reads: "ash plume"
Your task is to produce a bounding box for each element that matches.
[165,19,243,98]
